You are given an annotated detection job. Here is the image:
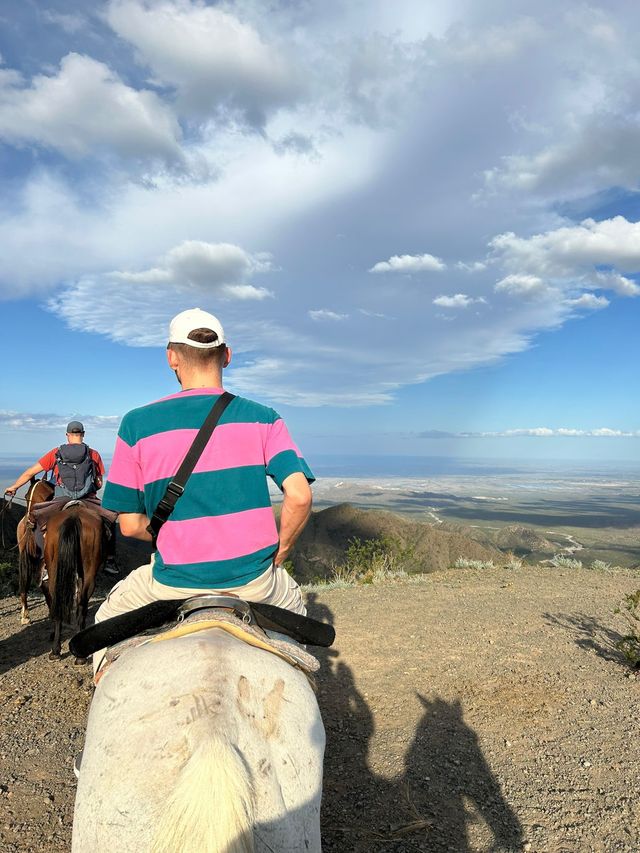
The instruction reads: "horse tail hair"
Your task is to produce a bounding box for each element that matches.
[151,735,255,853]
[51,515,82,624]
[18,523,38,596]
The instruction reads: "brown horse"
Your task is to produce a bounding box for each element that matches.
[17,477,54,625]
[45,503,104,660]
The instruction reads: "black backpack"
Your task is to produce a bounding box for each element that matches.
[55,443,97,499]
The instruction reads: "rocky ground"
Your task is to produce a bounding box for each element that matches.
[0,558,639,852]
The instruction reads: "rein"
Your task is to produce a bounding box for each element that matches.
[1,494,28,550]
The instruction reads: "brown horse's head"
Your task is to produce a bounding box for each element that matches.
[25,477,55,506]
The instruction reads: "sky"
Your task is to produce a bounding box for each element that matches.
[0,0,639,465]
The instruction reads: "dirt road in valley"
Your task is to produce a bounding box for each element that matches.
[1,564,639,852]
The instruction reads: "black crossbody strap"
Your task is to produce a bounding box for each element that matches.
[147,391,235,539]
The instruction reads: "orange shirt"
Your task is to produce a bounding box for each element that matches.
[38,446,105,481]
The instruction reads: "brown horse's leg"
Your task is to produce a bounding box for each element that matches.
[73,588,91,664]
[74,575,95,666]
[17,518,34,625]
[74,522,100,665]
[50,619,62,659]
[40,576,52,613]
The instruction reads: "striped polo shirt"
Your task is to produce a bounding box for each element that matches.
[102,387,314,589]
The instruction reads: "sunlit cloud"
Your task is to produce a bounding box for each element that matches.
[0,53,183,165]
[418,426,640,438]
[369,253,446,274]
[433,294,485,308]
[0,410,121,432]
[308,309,349,321]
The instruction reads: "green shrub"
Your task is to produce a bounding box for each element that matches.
[615,589,640,667]
[0,559,18,596]
[454,557,495,570]
[549,554,583,569]
[281,559,296,577]
[589,560,613,572]
[304,535,410,590]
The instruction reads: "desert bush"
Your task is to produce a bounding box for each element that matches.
[615,589,640,667]
[338,535,409,584]
[454,557,495,570]
[588,560,612,572]
[0,559,18,596]
[304,535,410,589]
[503,554,523,570]
[548,554,583,569]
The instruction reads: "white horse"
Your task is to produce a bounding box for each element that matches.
[72,623,325,852]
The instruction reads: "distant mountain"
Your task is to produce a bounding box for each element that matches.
[492,525,557,555]
[291,503,504,581]
[3,499,549,585]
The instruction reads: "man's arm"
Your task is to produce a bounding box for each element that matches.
[5,463,45,496]
[274,472,312,567]
[118,513,153,542]
[93,451,105,490]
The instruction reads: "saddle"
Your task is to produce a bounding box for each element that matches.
[70,595,335,662]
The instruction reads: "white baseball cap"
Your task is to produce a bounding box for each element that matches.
[168,308,226,348]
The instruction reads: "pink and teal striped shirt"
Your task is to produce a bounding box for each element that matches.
[102,388,314,589]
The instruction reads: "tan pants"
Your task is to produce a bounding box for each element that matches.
[93,560,306,674]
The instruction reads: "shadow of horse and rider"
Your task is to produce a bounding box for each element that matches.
[307,593,525,853]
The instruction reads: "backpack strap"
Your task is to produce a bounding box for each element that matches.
[146,391,235,541]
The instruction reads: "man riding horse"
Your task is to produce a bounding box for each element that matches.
[5,421,119,577]
[93,307,314,675]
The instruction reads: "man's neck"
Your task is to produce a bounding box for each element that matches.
[179,369,223,391]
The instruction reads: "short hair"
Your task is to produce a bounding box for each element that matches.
[167,328,227,367]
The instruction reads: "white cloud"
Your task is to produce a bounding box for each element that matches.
[490,217,640,278]
[421,426,639,438]
[0,53,183,165]
[490,217,640,314]
[106,0,299,127]
[494,274,551,300]
[433,293,484,308]
[456,261,488,273]
[138,240,273,292]
[494,427,638,438]
[0,122,381,297]
[308,309,348,321]
[0,410,120,432]
[485,116,640,198]
[565,293,609,310]
[593,271,640,297]
[369,253,446,273]
[359,308,388,318]
[49,239,273,340]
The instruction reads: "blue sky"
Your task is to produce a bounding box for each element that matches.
[1,0,639,464]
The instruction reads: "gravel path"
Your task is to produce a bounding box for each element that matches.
[1,564,639,852]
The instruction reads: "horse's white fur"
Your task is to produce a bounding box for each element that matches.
[72,629,325,853]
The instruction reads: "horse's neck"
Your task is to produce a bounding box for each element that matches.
[30,482,54,505]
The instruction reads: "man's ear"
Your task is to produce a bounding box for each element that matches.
[167,348,180,370]
[223,346,232,368]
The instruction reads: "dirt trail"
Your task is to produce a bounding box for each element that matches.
[1,564,639,852]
